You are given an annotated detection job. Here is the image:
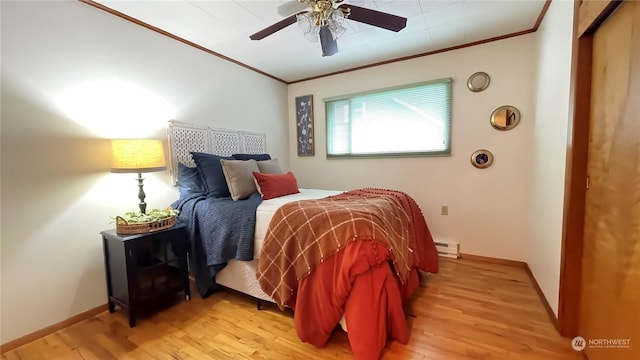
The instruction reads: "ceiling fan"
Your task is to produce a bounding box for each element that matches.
[249,0,407,57]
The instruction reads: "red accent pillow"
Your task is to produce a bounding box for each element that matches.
[253,171,300,200]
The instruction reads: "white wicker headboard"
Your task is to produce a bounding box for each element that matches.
[167,121,267,184]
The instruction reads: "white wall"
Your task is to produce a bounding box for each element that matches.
[0,1,288,344]
[288,35,537,261]
[529,0,574,316]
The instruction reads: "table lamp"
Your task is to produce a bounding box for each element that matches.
[110,139,167,214]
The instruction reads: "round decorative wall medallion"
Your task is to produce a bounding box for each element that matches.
[470,149,494,169]
[490,105,521,131]
[467,72,490,92]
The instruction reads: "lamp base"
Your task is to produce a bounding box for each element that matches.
[137,172,147,214]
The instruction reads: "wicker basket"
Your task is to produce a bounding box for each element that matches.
[115,215,176,235]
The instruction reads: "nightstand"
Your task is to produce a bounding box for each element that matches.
[101,223,190,327]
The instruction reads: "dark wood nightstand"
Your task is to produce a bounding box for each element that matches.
[101,223,190,327]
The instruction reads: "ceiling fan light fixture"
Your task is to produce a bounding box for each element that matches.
[305,27,321,42]
[327,9,346,39]
[296,12,312,32]
[296,7,346,43]
[296,12,320,42]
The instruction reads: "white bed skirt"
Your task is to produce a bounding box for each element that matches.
[215,259,273,302]
[215,258,349,331]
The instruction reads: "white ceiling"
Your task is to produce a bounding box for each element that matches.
[92,0,547,83]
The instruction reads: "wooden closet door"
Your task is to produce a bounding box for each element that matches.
[580,1,640,359]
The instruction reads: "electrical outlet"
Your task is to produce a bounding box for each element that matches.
[441,205,448,215]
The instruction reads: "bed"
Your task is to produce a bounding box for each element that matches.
[167,121,439,359]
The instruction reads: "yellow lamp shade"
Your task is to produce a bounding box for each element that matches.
[110,139,167,173]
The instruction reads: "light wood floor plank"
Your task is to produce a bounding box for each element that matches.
[2,258,582,359]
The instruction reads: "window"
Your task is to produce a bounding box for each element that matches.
[325,78,452,158]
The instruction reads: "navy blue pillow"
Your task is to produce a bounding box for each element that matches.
[232,153,271,161]
[191,152,233,197]
[177,163,207,197]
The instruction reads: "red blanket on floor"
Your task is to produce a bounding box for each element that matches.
[258,188,439,359]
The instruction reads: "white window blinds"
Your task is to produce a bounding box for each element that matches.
[325,78,452,158]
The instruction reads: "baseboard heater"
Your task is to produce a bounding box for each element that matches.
[434,241,460,258]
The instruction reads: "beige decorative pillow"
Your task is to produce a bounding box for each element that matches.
[220,159,260,201]
[257,158,282,174]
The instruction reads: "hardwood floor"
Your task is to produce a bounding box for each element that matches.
[2,258,583,359]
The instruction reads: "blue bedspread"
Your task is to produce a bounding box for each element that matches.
[172,192,263,297]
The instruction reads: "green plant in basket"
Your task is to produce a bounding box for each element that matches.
[114,207,179,224]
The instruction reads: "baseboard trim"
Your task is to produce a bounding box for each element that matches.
[459,253,527,268]
[524,264,560,330]
[458,253,559,331]
[0,304,108,354]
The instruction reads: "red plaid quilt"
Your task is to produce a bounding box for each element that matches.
[257,188,431,308]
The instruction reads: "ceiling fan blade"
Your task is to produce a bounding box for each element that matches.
[277,0,308,17]
[319,26,338,57]
[339,4,407,32]
[250,13,298,40]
